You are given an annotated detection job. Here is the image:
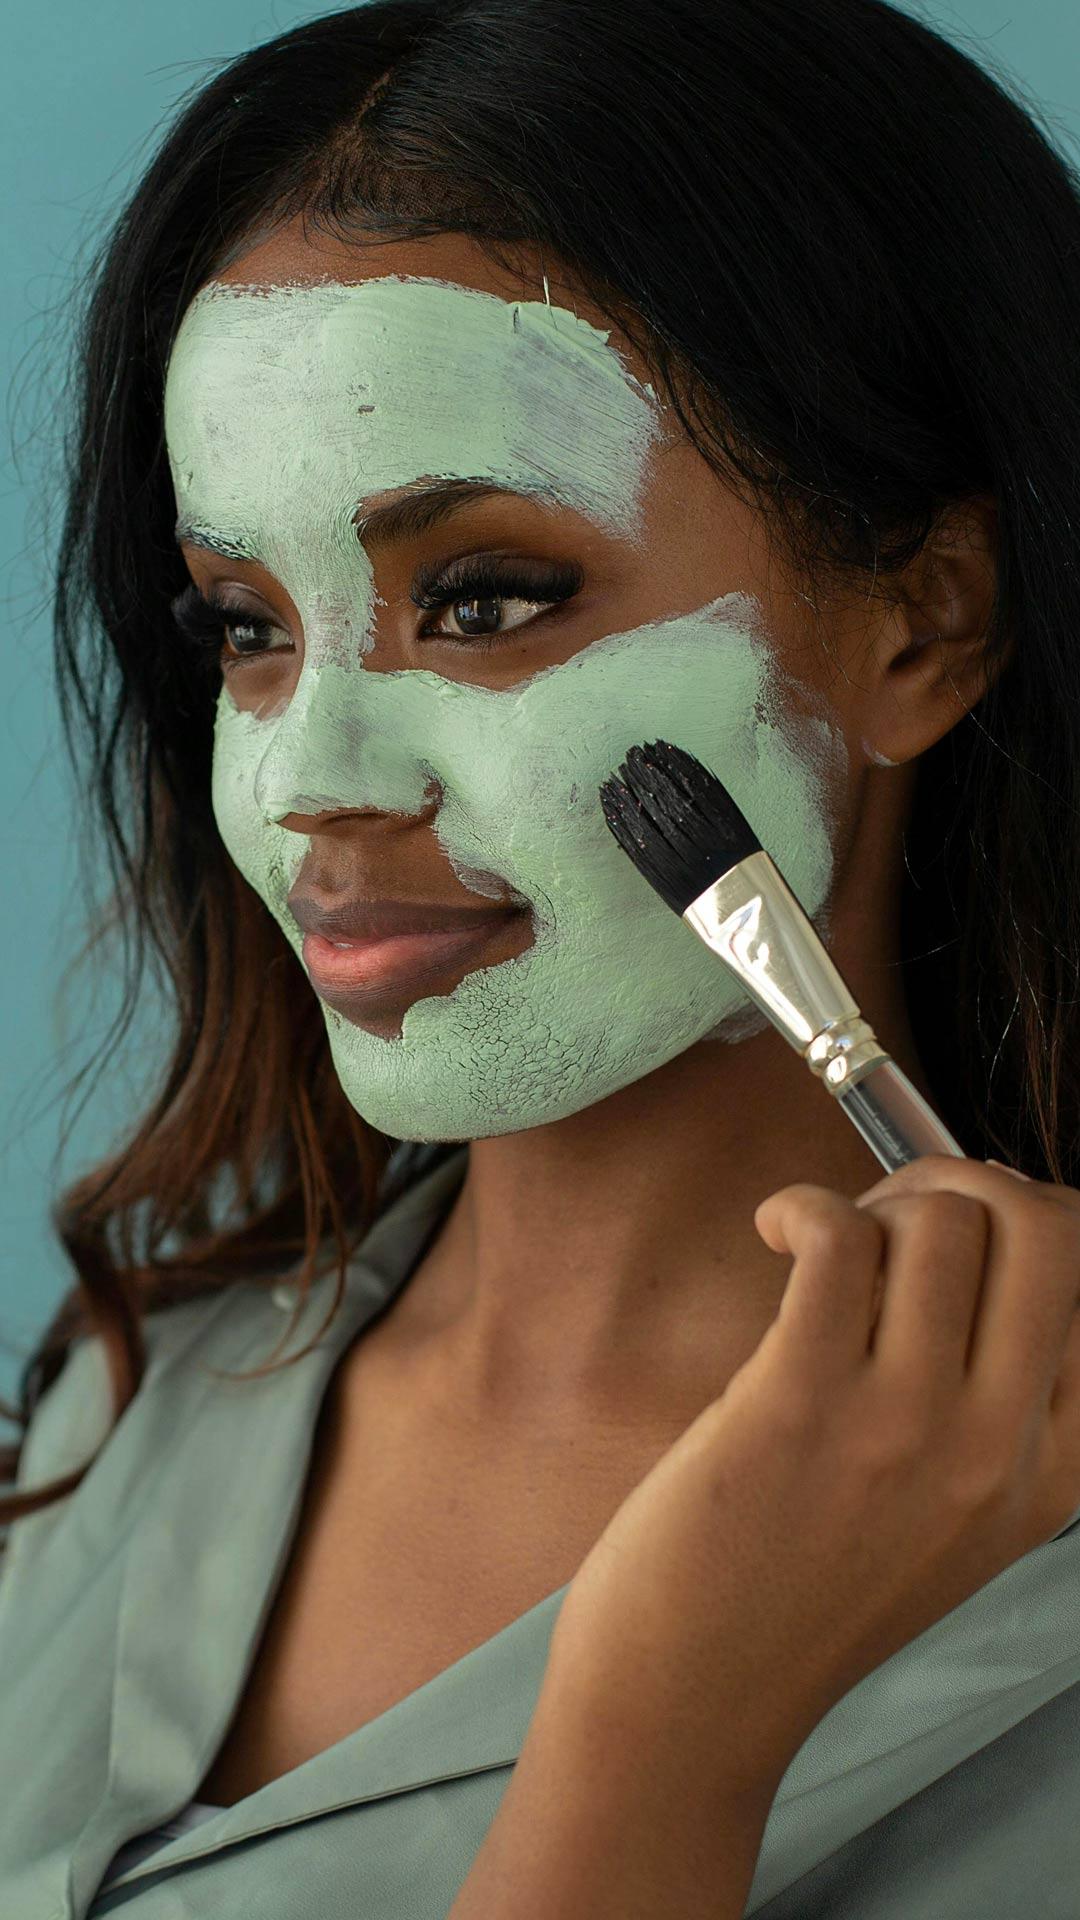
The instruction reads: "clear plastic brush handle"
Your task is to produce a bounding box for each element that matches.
[836,1058,965,1172]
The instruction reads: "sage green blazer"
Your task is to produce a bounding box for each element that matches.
[2,1141,1079,1919]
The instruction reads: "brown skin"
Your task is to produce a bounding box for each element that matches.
[447,1151,1080,1917]
[180,216,1001,1453]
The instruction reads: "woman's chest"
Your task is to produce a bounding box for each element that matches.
[195,1348,642,1808]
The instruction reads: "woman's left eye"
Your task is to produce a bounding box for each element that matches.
[412,557,584,647]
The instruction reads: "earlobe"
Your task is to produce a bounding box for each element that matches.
[862,739,902,768]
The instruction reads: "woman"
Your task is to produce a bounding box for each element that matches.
[2,0,1080,1912]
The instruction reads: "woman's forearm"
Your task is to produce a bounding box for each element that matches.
[446,1643,782,1920]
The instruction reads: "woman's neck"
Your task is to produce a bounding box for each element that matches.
[382,911,932,1435]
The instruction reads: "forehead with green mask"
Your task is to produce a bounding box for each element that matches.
[163,274,846,1143]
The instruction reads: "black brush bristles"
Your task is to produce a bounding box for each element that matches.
[599,740,763,916]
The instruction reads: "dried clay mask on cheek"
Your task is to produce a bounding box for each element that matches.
[164,276,849,1143]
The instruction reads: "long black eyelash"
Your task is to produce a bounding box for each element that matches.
[170,582,275,666]
[410,553,584,623]
[169,554,585,668]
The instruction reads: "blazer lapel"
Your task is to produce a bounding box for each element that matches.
[29,1147,471,1920]
[102,1484,1080,1913]
[100,1572,572,1898]
[746,1496,1080,1909]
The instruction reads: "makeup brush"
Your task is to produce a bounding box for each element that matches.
[599,738,964,1173]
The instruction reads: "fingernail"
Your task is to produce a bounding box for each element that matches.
[986,1158,1032,1181]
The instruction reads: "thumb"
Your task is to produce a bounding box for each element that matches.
[753,1188,797,1255]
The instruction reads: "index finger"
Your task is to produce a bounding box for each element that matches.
[853,1155,982,1208]
[853,1154,1080,1215]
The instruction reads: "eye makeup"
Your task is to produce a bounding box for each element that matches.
[171,551,586,668]
[171,582,288,672]
[410,553,585,642]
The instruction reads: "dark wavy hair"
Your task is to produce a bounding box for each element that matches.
[4,0,1080,1530]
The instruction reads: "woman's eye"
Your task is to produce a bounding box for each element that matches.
[413,558,584,648]
[170,583,293,671]
[221,619,291,663]
[170,557,584,671]
[422,593,559,642]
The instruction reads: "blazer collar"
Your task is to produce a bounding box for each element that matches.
[109,1511,1080,1914]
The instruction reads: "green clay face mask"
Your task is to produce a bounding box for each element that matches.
[164,277,847,1142]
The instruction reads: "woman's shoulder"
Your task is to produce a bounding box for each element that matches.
[0,1286,241,1639]
[10,1144,466,1518]
[21,1290,225,1476]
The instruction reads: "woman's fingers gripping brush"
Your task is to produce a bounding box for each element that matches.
[551,1157,1080,1795]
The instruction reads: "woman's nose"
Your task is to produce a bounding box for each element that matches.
[250,675,438,827]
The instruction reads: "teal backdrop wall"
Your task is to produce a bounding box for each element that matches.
[2,1,1079,1409]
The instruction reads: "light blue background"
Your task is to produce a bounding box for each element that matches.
[2,2,1078,1408]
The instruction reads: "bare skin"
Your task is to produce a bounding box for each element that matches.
[182,216,1003,1808]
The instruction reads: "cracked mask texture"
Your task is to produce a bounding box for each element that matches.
[164,277,846,1142]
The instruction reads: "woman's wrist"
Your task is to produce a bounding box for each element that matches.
[446,1639,784,1920]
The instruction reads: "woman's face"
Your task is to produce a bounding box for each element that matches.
[165,222,861,1143]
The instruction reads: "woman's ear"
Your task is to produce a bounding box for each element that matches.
[860,494,1005,768]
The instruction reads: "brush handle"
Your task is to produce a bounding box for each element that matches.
[678,849,965,1171]
[835,1057,965,1172]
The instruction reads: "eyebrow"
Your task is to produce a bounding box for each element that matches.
[174,479,556,561]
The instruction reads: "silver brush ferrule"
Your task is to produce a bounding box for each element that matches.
[682,850,889,1095]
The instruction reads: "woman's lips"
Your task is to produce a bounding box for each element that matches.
[301,908,531,1022]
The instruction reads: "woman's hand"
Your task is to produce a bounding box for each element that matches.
[550,1155,1080,1796]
